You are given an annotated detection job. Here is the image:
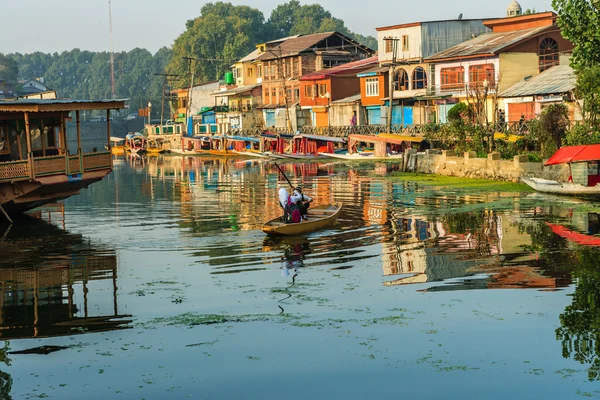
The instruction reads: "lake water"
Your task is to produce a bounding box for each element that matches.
[2,154,600,399]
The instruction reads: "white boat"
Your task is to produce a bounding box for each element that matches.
[521,177,600,195]
[522,144,600,196]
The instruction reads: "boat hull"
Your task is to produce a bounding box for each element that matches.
[521,177,600,195]
[262,203,342,236]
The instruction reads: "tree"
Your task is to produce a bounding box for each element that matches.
[0,54,18,82]
[574,65,600,129]
[552,0,600,71]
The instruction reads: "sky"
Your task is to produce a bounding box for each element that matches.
[3,0,554,54]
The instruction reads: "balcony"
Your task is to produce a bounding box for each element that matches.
[0,151,112,184]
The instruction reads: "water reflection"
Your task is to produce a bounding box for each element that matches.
[0,215,131,339]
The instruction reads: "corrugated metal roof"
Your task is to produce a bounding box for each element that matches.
[425,26,552,61]
[0,98,127,112]
[300,56,379,80]
[255,32,371,61]
[212,83,262,96]
[332,93,361,104]
[357,66,388,77]
[238,49,262,63]
[500,65,575,97]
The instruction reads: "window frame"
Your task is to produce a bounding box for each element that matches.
[440,66,465,90]
[468,64,495,89]
[412,67,427,90]
[402,35,409,52]
[365,77,379,97]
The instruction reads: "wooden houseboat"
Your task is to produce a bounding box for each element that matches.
[146,137,167,155]
[125,132,146,154]
[283,134,346,159]
[225,135,268,158]
[521,144,600,196]
[259,132,295,159]
[326,134,426,161]
[0,98,125,218]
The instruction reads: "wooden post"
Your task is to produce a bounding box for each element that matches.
[41,119,46,156]
[24,112,34,179]
[107,108,113,169]
[76,110,83,173]
[15,120,22,161]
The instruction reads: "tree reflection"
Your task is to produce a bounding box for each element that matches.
[556,246,600,381]
[0,341,12,399]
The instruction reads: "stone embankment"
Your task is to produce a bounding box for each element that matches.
[409,150,569,182]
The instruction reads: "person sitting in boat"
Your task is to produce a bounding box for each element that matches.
[278,187,302,223]
[293,186,312,221]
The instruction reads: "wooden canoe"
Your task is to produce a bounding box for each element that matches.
[262,202,343,236]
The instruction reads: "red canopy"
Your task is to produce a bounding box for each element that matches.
[544,144,600,166]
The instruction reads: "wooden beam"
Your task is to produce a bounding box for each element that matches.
[41,119,46,156]
[107,109,112,169]
[15,120,23,161]
[24,112,34,179]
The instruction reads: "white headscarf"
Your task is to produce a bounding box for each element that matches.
[279,187,289,208]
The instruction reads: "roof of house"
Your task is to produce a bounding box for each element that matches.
[299,56,379,80]
[211,83,262,97]
[237,48,262,64]
[425,25,555,61]
[254,32,372,61]
[376,18,492,32]
[332,93,361,104]
[500,65,575,97]
[357,66,388,77]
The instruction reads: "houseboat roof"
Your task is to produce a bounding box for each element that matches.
[0,98,127,112]
[545,145,600,166]
[254,32,373,61]
[260,132,295,140]
[299,134,346,143]
[378,133,425,143]
[349,133,424,145]
[500,65,575,98]
[424,25,555,62]
[225,135,260,143]
[300,56,379,81]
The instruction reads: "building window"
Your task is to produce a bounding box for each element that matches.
[232,68,238,79]
[257,66,262,78]
[292,59,299,77]
[385,37,395,53]
[247,67,253,77]
[468,64,495,89]
[271,88,276,98]
[397,69,409,91]
[440,66,465,90]
[318,84,327,97]
[293,88,300,101]
[305,85,312,97]
[365,77,379,97]
[402,35,409,51]
[264,89,270,103]
[412,67,427,89]
[236,68,242,78]
[539,37,559,72]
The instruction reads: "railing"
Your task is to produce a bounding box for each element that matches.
[228,124,427,138]
[0,151,112,184]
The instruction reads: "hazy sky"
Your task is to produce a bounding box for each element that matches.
[4,0,554,54]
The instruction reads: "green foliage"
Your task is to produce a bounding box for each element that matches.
[575,65,600,128]
[0,54,18,82]
[552,0,600,71]
[564,123,600,145]
[447,102,470,123]
[527,104,569,158]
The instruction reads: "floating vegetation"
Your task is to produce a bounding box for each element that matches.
[389,172,531,193]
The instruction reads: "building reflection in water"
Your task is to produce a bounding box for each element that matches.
[0,212,131,339]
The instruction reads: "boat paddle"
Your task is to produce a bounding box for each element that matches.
[274,162,295,190]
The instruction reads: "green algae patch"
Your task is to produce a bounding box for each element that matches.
[139,312,299,328]
[389,172,532,192]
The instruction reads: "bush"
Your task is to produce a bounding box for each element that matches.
[447,103,470,122]
[564,123,600,145]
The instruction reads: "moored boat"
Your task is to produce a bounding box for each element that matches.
[262,202,343,236]
[108,136,126,155]
[521,144,600,196]
[125,132,146,154]
[323,133,426,161]
[146,137,167,155]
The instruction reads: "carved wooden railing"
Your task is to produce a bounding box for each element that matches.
[83,152,112,171]
[0,161,29,183]
[33,155,67,177]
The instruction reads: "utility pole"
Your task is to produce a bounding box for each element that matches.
[383,37,399,134]
[108,0,116,99]
[154,73,180,126]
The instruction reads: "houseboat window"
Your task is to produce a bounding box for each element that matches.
[539,37,559,72]
[588,162,598,176]
[402,35,409,51]
[30,125,42,150]
[412,67,427,90]
[469,64,495,89]
[365,78,379,97]
[440,66,465,90]
[0,125,7,154]
[396,69,409,91]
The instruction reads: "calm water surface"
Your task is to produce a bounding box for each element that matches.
[2,155,600,399]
